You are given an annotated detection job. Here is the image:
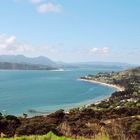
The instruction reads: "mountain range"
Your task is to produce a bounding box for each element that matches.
[0,55,57,67]
[0,55,58,70]
[0,55,136,70]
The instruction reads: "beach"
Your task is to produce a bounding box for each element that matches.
[79,78,125,92]
[78,78,125,106]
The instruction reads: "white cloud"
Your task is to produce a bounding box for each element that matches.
[30,0,43,4]
[5,36,17,44]
[37,3,62,13]
[0,33,57,57]
[14,0,63,14]
[90,47,109,55]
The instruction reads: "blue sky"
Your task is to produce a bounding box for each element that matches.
[0,0,140,64]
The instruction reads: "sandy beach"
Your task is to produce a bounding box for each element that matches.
[78,78,125,106]
[79,78,125,92]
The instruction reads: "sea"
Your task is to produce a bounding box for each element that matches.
[0,67,123,116]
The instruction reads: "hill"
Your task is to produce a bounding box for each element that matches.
[0,62,57,70]
[0,55,59,70]
[56,61,136,69]
[0,55,136,70]
[0,55,57,67]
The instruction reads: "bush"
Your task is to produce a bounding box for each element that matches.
[130,121,140,134]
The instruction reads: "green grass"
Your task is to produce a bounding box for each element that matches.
[94,135,109,140]
[0,132,109,140]
[0,132,83,140]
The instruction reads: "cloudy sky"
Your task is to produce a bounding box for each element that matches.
[0,0,140,64]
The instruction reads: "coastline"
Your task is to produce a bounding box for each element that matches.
[20,78,126,117]
[2,77,125,117]
[41,78,126,114]
[77,78,125,106]
[79,78,125,92]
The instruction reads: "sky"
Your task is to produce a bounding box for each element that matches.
[0,0,140,64]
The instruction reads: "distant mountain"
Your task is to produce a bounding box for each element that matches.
[56,61,136,69]
[0,55,136,70]
[0,62,57,70]
[0,55,57,67]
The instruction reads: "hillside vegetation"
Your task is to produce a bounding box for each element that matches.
[0,132,109,140]
[0,132,82,140]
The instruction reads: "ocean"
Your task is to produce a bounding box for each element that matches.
[0,67,122,116]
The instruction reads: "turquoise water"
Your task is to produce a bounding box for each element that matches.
[0,67,121,116]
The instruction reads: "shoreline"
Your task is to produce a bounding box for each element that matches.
[6,78,125,117]
[29,79,125,116]
[79,78,125,92]
[77,78,125,106]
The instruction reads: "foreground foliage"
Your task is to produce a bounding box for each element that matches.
[0,132,109,140]
[0,132,75,140]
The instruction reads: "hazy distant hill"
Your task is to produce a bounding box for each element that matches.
[0,55,136,70]
[56,61,136,69]
[0,62,57,70]
[0,55,57,67]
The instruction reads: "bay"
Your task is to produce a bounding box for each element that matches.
[0,67,122,116]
